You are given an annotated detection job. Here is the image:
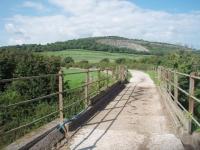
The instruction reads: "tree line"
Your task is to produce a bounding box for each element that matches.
[0,38,152,55]
[0,50,62,148]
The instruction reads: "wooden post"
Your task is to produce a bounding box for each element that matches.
[168,70,172,94]
[98,69,101,93]
[166,69,168,87]
[174,70,178,103]
[166,69,169,91]
[58,70,64,123]
[188,72,195,133]
[124,66,128,80]
[124,66,127,80]
[106,69,109,88]
[85,69,90,107]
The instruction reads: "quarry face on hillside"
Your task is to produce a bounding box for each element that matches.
[96,39,149,52]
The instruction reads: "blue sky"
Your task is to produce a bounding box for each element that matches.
[131,0,200,13]
[0,0,200,48]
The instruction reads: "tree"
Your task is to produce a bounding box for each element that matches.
[63,57,74,66]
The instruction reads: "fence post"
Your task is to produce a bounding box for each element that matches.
[124,66,127,80]
[58,70,64,123]
[168,70,172,94]
[166,69,169,91]
[165,69,168,90]
[125,66,128,80]
[106,69,109,88]
[174,70,178,103]
[98,69,101,94]
[188,72,195,133]
[85,69,90,107]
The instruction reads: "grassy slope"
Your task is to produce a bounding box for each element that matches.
[40,49,149,63]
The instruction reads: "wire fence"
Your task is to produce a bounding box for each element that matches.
[0,66,128,148]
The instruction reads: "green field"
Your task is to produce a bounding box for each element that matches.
[63,68,98,88]
[63,68,114,91]
[40,49,149,63]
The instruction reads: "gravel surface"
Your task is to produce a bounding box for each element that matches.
[61,70,184,150]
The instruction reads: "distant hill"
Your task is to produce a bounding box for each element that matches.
[0,36,197,55]
[96,38,149,52]
[94,36,195,54]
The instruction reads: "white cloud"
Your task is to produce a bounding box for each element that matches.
[22,1,46,11]
[4,0,200,48]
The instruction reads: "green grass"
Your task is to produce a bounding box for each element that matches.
[63,68,99,88]
[40,49,149,63]
[145,70,158,85]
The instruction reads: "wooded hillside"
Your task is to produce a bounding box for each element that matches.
[0,36,197,55]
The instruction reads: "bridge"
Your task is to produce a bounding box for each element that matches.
[0,66,200,150]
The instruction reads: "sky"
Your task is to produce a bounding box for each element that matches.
[0,0,200,48]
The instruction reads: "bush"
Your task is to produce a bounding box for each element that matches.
[115,58,126,64]
[0,50,61,147]
[100,58,110,63]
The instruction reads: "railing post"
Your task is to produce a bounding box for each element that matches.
[125,66,128,80]
[166,69,169,91]
[98,69,101,93]
[168,70,172,94]
[124,66,127,80]
[106,69,109,88]
[174,70,178,103]
[85,69,90,107]
[58,70,64,123]
[188,72,195,133]
[165,69,168,90]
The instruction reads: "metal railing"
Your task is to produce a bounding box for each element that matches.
[0,66,128,148]
[157,66,200,133]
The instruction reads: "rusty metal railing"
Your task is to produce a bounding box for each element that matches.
[0,66,128,148]
[157,66,200,133]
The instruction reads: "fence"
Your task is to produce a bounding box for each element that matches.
[0,66,128,148]
[157,66,200,133]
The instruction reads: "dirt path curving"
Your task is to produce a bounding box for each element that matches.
[61,70,184,150]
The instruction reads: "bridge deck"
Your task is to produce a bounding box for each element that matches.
[61,70,184,150]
